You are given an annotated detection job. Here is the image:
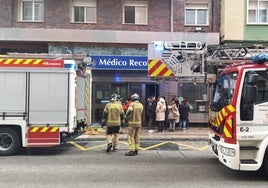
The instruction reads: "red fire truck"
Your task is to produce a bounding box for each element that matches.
[209,54,268,174]
[147,40,268,173]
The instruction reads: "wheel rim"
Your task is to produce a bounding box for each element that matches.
[0,133,13,151]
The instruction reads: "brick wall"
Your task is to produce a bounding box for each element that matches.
[0,0,13,27]
[0,0,219,32]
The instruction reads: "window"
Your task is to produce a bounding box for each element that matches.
[19,0,44,21]
[240,70,268,121]
[123,1,148,25]
[72,0,96,23]
[248,0,268,24]
[185,3,208,26]
[253,71,268,103]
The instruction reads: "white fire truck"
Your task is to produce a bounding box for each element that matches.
[209,54,268,174]
[148,41,268,173]
[0,57,89,155]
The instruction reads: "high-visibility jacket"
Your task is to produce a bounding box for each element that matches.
[126,101,144,127]
[102,101,125,127]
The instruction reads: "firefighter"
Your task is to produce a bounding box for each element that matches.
[101,93,125,153]
[125,93,144,156]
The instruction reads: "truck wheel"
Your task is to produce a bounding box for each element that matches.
[0,127,21,156]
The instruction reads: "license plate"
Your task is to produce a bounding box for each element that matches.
[211,140,218,155]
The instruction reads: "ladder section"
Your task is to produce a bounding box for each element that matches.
[161,50,205,77]
[148,42,268,78]
[207,45,268,60]
[148,41,206,77]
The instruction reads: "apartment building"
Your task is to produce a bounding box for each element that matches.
[0,0,220,123]
[221,0,268,43]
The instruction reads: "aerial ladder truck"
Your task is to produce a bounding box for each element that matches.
[148,41,268,174]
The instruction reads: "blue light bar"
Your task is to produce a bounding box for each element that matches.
[252,54,268,64]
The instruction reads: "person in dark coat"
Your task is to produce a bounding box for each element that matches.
[179,97,190,130]
[146,95,156,132]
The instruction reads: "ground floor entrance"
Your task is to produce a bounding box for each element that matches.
[91,70,159,125]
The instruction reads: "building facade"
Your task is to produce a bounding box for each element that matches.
[221,0,268,43]
[0,0,223,124]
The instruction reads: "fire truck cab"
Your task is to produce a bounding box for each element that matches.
[209,54,268,173]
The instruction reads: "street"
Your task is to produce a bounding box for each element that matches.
[0,140,267,188]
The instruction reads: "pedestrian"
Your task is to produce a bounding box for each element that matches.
[125,93,144,156]
[122,97,132,130]
[123,97,132,113]
[101,93,125,153]
[155,96,166,133]
[167,99,179,131]
[162,96,169,130]
[179,97,190,131]
[146,95,156,132]
[173,96,180,128]
[173,96,180,108]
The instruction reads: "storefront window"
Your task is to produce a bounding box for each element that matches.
[94,84,110,104]
[130,83,143,100]
[178,83,207,112]
[111,83,127,101]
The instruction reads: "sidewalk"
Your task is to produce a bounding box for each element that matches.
[76,126,209,141]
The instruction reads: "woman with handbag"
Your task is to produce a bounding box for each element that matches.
[167,99,179,132]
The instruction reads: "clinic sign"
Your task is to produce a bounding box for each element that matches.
[89,55,148,70]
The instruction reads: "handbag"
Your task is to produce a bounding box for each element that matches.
[175,115,180,123]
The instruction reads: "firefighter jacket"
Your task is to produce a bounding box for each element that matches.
[102,101,125,127]
[125,100,144,127]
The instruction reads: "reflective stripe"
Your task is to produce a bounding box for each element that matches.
[224,118,233,138]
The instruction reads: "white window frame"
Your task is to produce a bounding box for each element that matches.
[123,1,148,25]
[19,0,44,22]
[185,3,209,26]
[72,0,97,23]
[247,0,268,24]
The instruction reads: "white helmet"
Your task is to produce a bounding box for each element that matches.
[110,93,118,101]
[131,93,140,101]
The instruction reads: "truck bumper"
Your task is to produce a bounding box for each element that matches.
[209,132,240,170]
[27,127,60,147]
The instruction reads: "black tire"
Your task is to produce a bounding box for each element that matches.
[262,150,268,176]
[0,127,21,156]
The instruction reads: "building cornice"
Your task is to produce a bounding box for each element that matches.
[0,27,219,45]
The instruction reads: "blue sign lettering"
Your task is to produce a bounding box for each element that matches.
[88,55,148,70]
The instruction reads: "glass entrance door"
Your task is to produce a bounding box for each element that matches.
[111,83,128,100]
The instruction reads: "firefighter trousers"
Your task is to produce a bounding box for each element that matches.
[127,126,141,152]
[106,126,120,149]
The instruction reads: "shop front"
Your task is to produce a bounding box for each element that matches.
[88,55,158,124]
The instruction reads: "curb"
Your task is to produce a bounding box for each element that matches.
[77,127,209,142]
[75,137,209,142]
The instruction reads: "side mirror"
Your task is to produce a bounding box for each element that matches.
[245,73,258,84]
[243,74,258,103]
[243,85,257,103]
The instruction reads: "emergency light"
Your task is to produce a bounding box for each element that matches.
[252,54,268,64]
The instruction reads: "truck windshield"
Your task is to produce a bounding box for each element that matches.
[212,72,237,111]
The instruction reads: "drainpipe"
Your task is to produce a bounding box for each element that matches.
[171,0,174,32]
[11,0,15,27]
[211,0,214,32]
